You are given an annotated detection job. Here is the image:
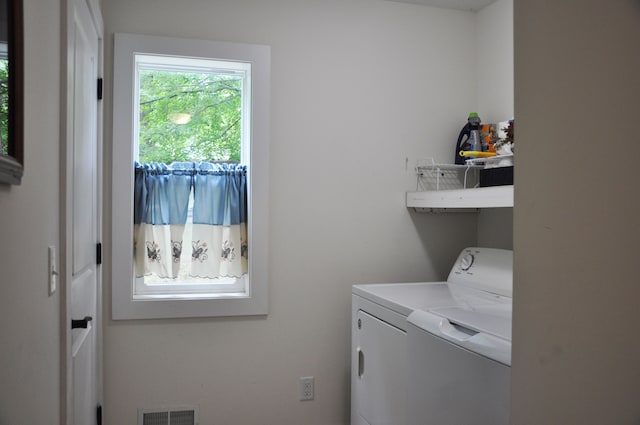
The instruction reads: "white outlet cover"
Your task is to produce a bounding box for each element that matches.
[300,376,314,401]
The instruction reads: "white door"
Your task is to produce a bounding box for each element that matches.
[354,310,407,425]
[66,0,102,423]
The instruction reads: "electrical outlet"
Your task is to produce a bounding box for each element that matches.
[300,376,314,401]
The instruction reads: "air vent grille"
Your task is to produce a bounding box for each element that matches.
[142,411,168,425]
[139,406,198,425]
[168,410,195,425]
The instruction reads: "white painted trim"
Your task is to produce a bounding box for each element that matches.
[112,33,270,319]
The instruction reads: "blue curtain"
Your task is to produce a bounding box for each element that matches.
[191,163,248,278]
[134,162,248,279]
[134,162,193,226]
[192,163,247,226]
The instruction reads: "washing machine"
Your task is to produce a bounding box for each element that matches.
[351,247,512,425]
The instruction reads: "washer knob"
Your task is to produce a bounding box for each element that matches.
[460,253,474,271]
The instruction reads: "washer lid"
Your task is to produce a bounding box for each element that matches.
[407,307,512,366]
[429,303,512,341]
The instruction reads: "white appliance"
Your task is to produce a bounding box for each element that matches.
[351,247,512,425]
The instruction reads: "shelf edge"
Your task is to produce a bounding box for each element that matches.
[406,185,514,209]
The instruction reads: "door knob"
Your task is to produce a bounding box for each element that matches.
[71,316,93,329]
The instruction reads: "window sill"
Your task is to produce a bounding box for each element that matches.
[113,286,267,320]
[132,292,250,301]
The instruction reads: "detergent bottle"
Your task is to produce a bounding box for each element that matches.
[454,112,482,164]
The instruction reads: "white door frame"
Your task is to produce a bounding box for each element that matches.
[61,0,104,423]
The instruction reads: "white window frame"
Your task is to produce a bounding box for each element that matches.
[112,33,269,319]
[133,55,249,297]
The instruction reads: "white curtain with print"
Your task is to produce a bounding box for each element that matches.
[190,163,247,278]
[134,162,247,280]
[134,163,192,278]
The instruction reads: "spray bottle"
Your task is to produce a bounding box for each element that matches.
[467,112,482,152]
[454,112,482,164]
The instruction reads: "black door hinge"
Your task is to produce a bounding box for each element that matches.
[97,405,102,425]
[97,78,103,100]
[96,242,102,265]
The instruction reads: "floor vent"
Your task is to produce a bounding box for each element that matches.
[138,406,198,425]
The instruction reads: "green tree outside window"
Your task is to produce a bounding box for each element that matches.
[0,59,9,156]
[138,69,242,164]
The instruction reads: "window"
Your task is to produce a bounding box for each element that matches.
[0,42,8,155]
[134,56,248,296]
[112,33,270,319]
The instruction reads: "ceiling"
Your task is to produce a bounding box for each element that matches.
[385,0,497,12]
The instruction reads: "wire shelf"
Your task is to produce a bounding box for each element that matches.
[415,158,481,191]
[464,153,514,168]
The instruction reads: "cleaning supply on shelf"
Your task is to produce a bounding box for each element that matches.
[459,150,497,158]
[468,113,481,152]
[480,123,497,152]
[454,112,482,165]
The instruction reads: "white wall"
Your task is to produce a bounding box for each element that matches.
[476,0,513,250]
[101,0,480,423]
[476,0,513,124]
[0,0,62,423]
[512,0,640,423]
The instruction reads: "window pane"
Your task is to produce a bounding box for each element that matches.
[134,57,249,292]
[137,67,243,163]
[0,58,8,155]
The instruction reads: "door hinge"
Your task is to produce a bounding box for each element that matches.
[96,242,102,265]
[97,405,102,425]
[97,78,103,100]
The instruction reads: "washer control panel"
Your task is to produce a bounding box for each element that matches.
[459,253,475,271]
[447,247,513,297]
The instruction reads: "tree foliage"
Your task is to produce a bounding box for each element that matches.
[0,59,9,156]
[138,68,242,164]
